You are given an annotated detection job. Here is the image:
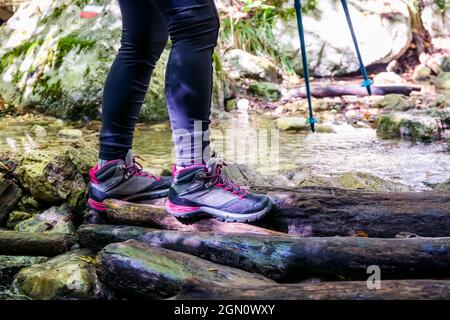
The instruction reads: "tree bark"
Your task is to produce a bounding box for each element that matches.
[105,187,450,238]
[0,230,77,256]
[80,224,450,282]
[174,278,450,300]
[256,187,450,237]
[288,85,421,98]
[96,240,271,299]
[103,199,284,236]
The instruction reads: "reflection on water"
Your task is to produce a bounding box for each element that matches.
[1,112,450,191]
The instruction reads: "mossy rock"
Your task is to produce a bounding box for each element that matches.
[435,72,450,90]
[248,82,281,101]
[6,210,35,229]
[0,256,47,287]
[374,94,412,111]
[376,112,442,141]
[275,116,308,131]
[16,143,96,207]
[57,128,83,139]
[11,249,106,300]
[15,204,76,234]
[298,171,410,192]
[17,195,45,213]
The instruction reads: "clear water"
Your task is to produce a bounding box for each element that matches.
[1,112,449,191]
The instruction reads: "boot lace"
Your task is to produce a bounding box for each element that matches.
[207,161,248,199]
[124,156,161,181]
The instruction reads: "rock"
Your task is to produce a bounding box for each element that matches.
[247,82,281,101]
[373,72,406,85]
[0,173,22,224]
[224,99,236,112]
[11,249,106,300]
[57,128,82,139]
[16,144,94,207]
[0,0,225,121]
[275,116,308,131]
[441,56,450,72]
[421,2,450,38]
[412,65,432,82]
[224,49,282,83]
[433,178,450,191]
[298,171,410,192]
[272,0,412,76]
[222,163,268,188]
[376,112,442,141]
[0,256,47,287]
[50,119,65,128]
[30,125,47,137]
[435,72,450,90]
[316,125,335,133]
[6,211,34,229]
[17,195,44,213]
[15,204,76,234]
[374,94,413,111]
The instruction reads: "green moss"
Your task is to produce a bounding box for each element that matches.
[54,35,96,68]
[0,40,43,74]
[40,3,69,25]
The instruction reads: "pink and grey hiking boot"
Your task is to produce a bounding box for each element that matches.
[87,150,172,213]
[165,158,272,222]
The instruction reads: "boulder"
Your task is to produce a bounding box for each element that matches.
[247,81,281,101]
[57,128,83,139]
[272,0,412,76]
[14,204,76,234]
[16,142,96,207]
[6,210,34,229]
[275,116,308,131]
[412,65,433,82]
[435,72,450,90]
[421,2,450,38]
[30,125,47,137]
[297,171,410,192]
[0,0,225,121]
[373,72,406,85]
[223,49,282,83]
[11,249,106,300]
[376,112,443,141]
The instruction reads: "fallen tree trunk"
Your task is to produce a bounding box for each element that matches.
[174,278,450,300]
[106,187,450,238]
[288,84,421,98]
[103,199,284,236]
[0,230,77,256]
[97,240,271,299]
[80,224,450,281]
[256,187,450,237]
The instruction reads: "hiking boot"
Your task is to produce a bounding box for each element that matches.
[165,158,272,222]
[87,150,172,213]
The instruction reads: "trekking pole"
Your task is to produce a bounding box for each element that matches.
[340,0,373,95]
[294,0,316,133]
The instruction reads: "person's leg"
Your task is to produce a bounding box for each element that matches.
[88,0,173,214]
[99,0,168,161]
[155,0,272,222]
[153,0,220,167]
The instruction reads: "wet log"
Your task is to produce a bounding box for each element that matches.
[256,187,450,237]
[80,224,450,281]
[103,199,283,236]
[105,187,450,238]
[0,230,77,256]
[96,240,271,299]
[174,278,450,300]
[288,84,421,98]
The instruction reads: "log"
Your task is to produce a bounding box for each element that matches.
[103,199,284,236]
[288,84,421,98]
[96,240,271,299]
[106,187,450,238]
[256,187,450,237]
[80,224,450,281]
[0,230,77,256]
[174,278,450,300]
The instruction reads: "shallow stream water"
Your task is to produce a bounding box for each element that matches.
[1,112,449,191]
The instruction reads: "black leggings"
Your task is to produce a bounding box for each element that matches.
[100,0,219,165]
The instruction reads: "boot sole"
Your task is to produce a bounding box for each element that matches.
[87,188,170,214]
[165,198,272,223]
